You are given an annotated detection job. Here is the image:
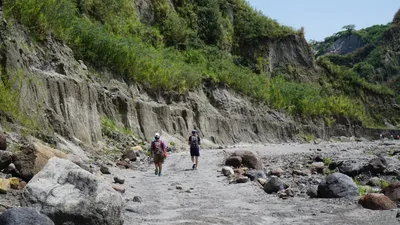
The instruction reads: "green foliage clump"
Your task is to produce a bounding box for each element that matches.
[323,157,332,166]
[100,116,132,136]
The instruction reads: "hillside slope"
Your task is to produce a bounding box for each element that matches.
[0,0,398,147]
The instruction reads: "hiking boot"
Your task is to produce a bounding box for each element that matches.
[192,164,196,170]
[155,168,158,175]
[158,172,162,176]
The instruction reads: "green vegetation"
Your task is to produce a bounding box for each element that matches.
[323,157,332,166]
[100,116,132,136]
[3,0,395,126]
[297,132,315,143]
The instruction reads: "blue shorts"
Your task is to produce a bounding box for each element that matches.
[190,148,200,157]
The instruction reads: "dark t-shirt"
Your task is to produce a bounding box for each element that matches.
[188,135,200,149]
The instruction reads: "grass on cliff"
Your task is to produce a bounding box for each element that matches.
[3,0,391,125]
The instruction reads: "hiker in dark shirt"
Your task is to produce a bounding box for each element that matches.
[188,130,200,169]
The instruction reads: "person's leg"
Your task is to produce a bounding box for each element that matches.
[158,162,163,176]
[195,156,198,169]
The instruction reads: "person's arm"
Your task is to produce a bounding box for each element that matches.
[198,136,201,146]
[162,141,166,152]
[150,142,154,156]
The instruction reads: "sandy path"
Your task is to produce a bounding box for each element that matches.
[108,143,399,225]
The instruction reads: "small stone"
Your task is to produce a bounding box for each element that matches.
[176,185,183,190]
[114,176,125,184]
[314,156,324,162]
[396,211,400,218]
[269,168,284,177]
[112,185,125,194]
[133,196,142,202]
[307,187,318,198]
[18,181,26,190]
[185,189,192,193]
[0,178,10,194]
[222,166,234,176]
[236,176,249,183]
[100,165,111,174]
[317,149,322,152]
[257,178,267,185]
[7,178,19,190]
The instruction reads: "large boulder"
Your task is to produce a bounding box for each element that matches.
[338,161,364,177]
[24,157,124,225]
[13,142,68,181]
[0,151,13,170]
[231,150,263,170]
[0,132,6,150]
[365,157,387,174]
[382,182,400,202]
[225,156,242,168]
[0,207,54,225]
[358,193,396,210]
[317,173,358,198]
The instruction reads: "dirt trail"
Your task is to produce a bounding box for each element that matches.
[109,143,399,225]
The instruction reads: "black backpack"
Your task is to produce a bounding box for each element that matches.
[190,135,198,148]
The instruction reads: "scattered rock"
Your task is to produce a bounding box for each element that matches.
[8,177,19,190]
[307,186,318,198]
[328,161,339,170]
[366,157,387,174]
[293,169,312,176]
[236,176,249,183]
[314,156,324,162]
[231,150,263,170]
[0,178,10,194]
[133,196,142,202]
[13,142,68,181]
[222,166,234,176]
[382,182,400,202]
[358,193,396,210]
[24,157,124,225]
[338,161,364,177]
[18,180,27,190]
[176,185,183,190]
[0,132,6,150]
[122,149,137,162]
[269,168,284,177]
[116,161,131,169]
[278,188,294,199]
[0,207,54,225]
[311,162,325,173]
[185,189,192,193]
[264,176,285,194]
[318,173,358,198]
[114,176,125,184]
[257,178,267,185]
[225,156,242,168]
[100,165,111,174]
[0,151,12,170]
[234,168,245,175]
[112,185,126,194]
[244,170,266,181]
[367,177,384,187]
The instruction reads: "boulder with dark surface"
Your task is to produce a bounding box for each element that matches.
[382,182,400,202]
[13,142,68,181]
[24,157,124,225]
[359,193,396,210]
[0,151,12,170]
[317,173,358,198]
[0,207,54,225]
[122,149,137,162]
[365,157,387,174]
[244,170,267,181]
[225,156,242,168]
[338,161,364,177]
[264,177,285,194]
[0,132,6,150]
[231,150,263,170]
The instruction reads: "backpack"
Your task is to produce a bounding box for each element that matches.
[153,140,163,155]
[190,135,198,148]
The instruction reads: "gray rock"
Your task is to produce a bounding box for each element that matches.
[317,173,358,198]
[366,157,387,174]
[176,185,183,190]
[222,166,234,176]
[236,176,249,183]
[133,196,142,202]
[264,177,285,194]
[122,150,137,162]
[244,170,266,181]
[0,207,54,225]
[338,161,364,177]
[307,187,318,198]
[0,151,12,171]
[367,177,383,187]
[101,165,111,174]
[114,176,125,184]
[225,156,242,168]
[24,157,124,225]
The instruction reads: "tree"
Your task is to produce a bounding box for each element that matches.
[393,8,400,25]
[342,24,356,34]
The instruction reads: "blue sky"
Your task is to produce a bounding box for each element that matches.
[247,0,399,41]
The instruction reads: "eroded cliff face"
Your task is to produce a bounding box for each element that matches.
[0,12,304,146]
[326,34,364,55]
